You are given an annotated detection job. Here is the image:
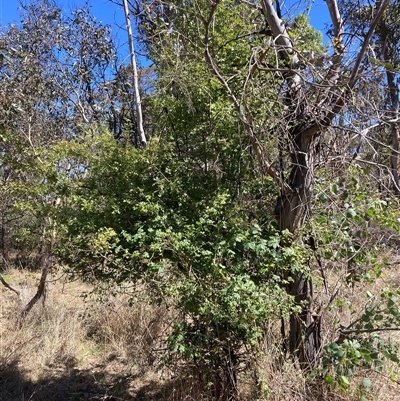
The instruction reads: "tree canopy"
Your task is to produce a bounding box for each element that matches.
[1,0,400,400]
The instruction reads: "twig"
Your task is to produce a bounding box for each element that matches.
[340,327,400,335]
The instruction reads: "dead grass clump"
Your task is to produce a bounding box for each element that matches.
[0,270,177,400]
[2,262,400,400]
[255,341,384,401]
[0,270,124,399]
[1,270,91,373]
[83,293,170,372]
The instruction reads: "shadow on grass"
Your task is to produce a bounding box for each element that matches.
[0,359,194,401]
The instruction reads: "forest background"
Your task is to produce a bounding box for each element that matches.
[0,0,400,400]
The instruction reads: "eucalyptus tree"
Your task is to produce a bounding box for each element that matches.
[122,0,147,146]
[338,0,400,194]
[0,0,119,319]
[0,0,117,274]
[128,0,392,368]
[0,0,117,142]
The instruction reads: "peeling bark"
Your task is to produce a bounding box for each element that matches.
[385,52,400,194]
[275,124,319,368]
[264,0,390,369]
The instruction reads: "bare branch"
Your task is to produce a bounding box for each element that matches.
[347,0,390,88]
[202,1,290,191]
[340,327,400,335]
[317,0,344,104]
[304,0,391,139]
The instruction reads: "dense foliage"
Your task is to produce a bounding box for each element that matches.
[1,0,400,400]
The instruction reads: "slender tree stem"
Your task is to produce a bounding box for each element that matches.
[122,0,147,147]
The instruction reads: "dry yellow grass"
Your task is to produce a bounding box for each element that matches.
[1,262,400,401]
[0,268,174,401]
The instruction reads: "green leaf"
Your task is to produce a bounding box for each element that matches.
[325,374,335,387]
[339,375,350,390]
[319,193,328,203]
[331,184,339,194]
[387,296,397,307]
[346,208,357,218]
[361,377,372,390]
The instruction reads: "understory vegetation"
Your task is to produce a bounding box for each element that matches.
[1,0,400,400]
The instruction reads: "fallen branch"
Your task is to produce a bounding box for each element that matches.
[340,327,400,335]
[0,274,20,296]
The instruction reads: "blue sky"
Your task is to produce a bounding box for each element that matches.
[0,0,125,27]
[0,0,332,31]
[0,0,154,66]
[0,0,332,56]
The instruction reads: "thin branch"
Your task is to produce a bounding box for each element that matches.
[347,0,391,88]
[304,0,391,139]
[317,0,345,106]
[240,0,262,12]
[340,327,400,335]
[202,1,290,191]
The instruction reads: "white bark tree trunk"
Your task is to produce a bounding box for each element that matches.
[122,0,147,147]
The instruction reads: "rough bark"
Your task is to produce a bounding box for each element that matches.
[202,0,391,371]
[388,69,400,194]
[289,272,321,368]
[20,204,59,320]
[263,0,390,368]
[260,0,320,368]
[382,38,400,194]
[275,124,320,368]
[20,262,48,319]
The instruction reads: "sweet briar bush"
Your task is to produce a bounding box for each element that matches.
[311,167,400,395]
[53,132,308,381]
[5,127,400,397]
[319,288,400,398]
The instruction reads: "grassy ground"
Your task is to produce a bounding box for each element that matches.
[1,262,400,401]
[0,268,177,401]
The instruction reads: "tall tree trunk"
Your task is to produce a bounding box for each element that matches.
[387,70,400,194]
[260,0,322,366]
[20,200,59,321]
[122,0,147,147]
[376,5,400,194]
[204,0,390,371]
[275,125,320,368]
[265,0,389,369]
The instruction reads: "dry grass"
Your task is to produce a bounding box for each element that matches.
[1,260,400,401]
[0,268,175,401]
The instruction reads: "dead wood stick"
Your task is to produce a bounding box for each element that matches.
[0,273,20,296]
